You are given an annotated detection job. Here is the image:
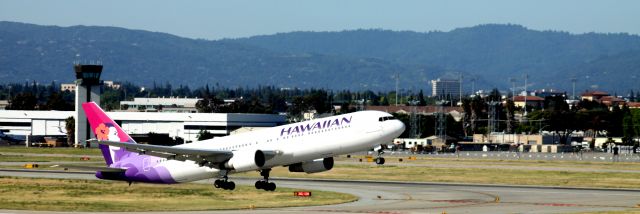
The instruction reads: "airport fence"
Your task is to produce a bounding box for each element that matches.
[365,151,640,163]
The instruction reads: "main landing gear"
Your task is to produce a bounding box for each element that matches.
[214,172,235,190]
[255,169,276,191]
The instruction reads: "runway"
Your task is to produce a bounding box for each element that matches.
[1,169,639,214]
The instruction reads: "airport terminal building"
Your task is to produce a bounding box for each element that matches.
[0,110,285,143]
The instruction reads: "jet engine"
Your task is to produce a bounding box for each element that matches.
[224,150,266,171]
[288,157,334,173]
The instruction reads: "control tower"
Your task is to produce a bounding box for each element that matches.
[74,64,103,147]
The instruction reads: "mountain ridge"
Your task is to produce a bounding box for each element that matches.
[1,21,639,93]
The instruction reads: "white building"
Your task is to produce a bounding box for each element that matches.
[103,81,121,90]
[60,81,120,92]
[431,78,461,98]
[0,100,8,110]
[0,110,285,143]
[120,97,202,113]
[60,84,76,92]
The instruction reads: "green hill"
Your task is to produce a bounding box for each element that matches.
[1,21,639,93]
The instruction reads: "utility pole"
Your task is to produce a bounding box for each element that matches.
[488,101,500,133]
[394,73,400,106]
[571,76,577,100]
[458,72,463,105]
[509,77,516,98]
[470,77,476,97]
[523,73,528,116]
[436,100,446,140]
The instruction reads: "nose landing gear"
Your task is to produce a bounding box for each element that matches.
[375,144,386,165]
[375,157,386,165]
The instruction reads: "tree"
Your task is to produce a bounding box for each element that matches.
[528,107,578,144]
[64,116,75,147]
[306,90,330,114]
[608,105,624,137]
[197,130,214,141]
[544,95,569,112]
[417,90,427,106]
[469,96,486,134]
[487,88,502,102]
[380,96,389,106]
[288,96,307,120]
[461,98,472,136]
[101,88,121,111]
[6,93,37,110]
[622,105,635,143]
[45,92,72,111]
[195,96,224,113]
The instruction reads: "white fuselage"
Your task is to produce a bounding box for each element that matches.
[148,110,405,183]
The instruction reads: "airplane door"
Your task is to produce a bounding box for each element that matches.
[143,157,151,172]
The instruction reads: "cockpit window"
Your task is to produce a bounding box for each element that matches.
[378,116,395,122]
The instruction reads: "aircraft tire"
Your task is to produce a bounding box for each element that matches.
[255,180,264,189]
[375,157,386,165]
[267,182,276,191]
[227,181,236,190]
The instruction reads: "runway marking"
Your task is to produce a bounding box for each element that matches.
[534,203,579,207]
[429,199,485,203]
[299,210,403,214]
[478,188,640,196]
[495,201,639,209]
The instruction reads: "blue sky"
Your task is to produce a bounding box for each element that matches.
[1,0,638,40]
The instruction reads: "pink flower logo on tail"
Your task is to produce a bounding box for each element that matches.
[95,123,110,140]
[95,123,121,142]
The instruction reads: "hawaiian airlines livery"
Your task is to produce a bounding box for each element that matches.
[81,102,405,191]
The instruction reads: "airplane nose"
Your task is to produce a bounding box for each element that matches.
[391,120,405,137]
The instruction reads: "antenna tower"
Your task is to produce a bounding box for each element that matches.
[470,77,476,96]
[435,100,447,140]
[393,73,400,106]
[487,101,500,133]
[409,100,420,138]
[571,76,577,100]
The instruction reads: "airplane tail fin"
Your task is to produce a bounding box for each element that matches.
[82,102,137,166]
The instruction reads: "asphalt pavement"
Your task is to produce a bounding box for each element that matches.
[1,169,639,214]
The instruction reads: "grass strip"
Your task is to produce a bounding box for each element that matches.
[249,163,640,189]
[0,147,101,156]
[0,176,357,212]
[0,155,101,162]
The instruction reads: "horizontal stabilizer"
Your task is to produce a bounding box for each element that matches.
[53,165,127,172]
[88,139,234,165]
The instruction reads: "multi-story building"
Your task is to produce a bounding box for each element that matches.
[60,84,76,92]
[431,78,460,99]
[120,97,202,113]
[60,80,120,92]
[103,81,121,90]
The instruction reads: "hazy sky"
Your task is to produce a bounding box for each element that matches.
[1,0,638,40]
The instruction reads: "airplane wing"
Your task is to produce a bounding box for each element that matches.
[88,139,234,167]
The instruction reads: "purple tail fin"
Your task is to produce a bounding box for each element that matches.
[82,102,136,166]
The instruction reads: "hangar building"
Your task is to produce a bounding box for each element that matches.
[0,110,285,144]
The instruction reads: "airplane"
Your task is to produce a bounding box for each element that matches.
[79,102,405,191]
[0,130,26,144]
